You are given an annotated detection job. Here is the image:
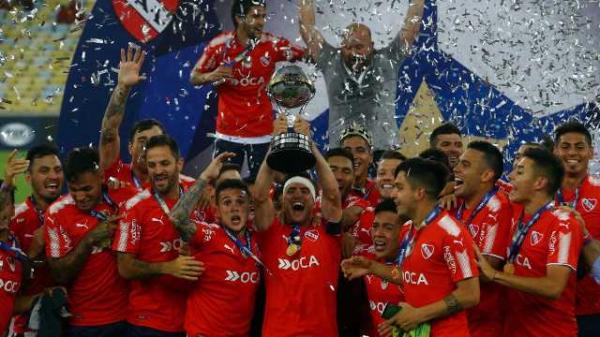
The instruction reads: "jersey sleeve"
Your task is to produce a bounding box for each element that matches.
[44,212,71,258]
[112,206,141,255]
[442,228,479,282]
[188,222,217,248]
[272,37,305,63]
[194,41,224,74]
[481,201,512,260]
[546,213,582,271]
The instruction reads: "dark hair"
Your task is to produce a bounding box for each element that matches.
[26,144,61,170]
[522,148,565,196]
[65,147,100,182]
[374,198,397,215]
[380,150,407,162]
[419,148,450,171]
[215,179,250,203]
[144,135,180,160]
[218,163,242,179]
[467,141,504,181]
[129,119,166,143]
[394,157,449,200]
[231,0,266,28]
[325,148,354,165]
[430,122,462,146]
[554,120,592,146]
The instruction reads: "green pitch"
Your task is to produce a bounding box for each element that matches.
[0,150,32,204]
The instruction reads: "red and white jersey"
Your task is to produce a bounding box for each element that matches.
[364,269,404,337]
[451,190,512,337]
[558,175,600,316]
[44,187,134,327]
[342,194,374,255]
[400,210,478,337]
[10,198,54,334]
[195,31,304,140]
[350,179,381,207]
[185,222,260,337]
[255,218,341,337]
[503,208,583,337]
[113,187,196,333]
[0,237,23,335]
[104,158,196,191]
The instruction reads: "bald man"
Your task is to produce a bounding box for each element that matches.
[299,0,425,149]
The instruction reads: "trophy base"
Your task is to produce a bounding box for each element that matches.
[267,133,316,173]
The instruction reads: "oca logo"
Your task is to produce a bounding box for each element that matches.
[0,279,20,294]
[160,238,183,253]
[224,270,259,284]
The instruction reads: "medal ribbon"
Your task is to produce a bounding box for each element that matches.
[223,226,265,268]
[153,186,184,216]
[507,202,553,263]
[88,189,118,222]
[456,187,499,226]
[288,223,302,246]
[395,206,442,266]
[131,171,143,190]
[556,187,580,209]
[0,236,28,262]
[29,196,45,225]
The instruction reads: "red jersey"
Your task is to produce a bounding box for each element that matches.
[195,31,304,139]
[104,158,196,191]
[44,186,135,326]
[255,218,341,337]
[9,198,54,334]
[557,175,600,316]
[350,179,381,207]
[364,269,404,337]
[451,190,512,337]
[185,222,260,337]
[113,187,195,333]
[0,236,23,335]
[400,210,478,337]
[504,208,583,337]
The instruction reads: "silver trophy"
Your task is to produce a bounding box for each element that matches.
[267,65,316,173]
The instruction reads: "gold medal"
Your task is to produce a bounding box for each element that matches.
[286,243,300,256]
[391,266,401,281]
[503,263,515,275]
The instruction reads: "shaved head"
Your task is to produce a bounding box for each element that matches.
[340,23,374,72]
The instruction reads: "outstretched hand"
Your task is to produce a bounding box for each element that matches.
[199,152,236,183]
[118,45,146,87]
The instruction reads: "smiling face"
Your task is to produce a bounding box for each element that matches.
[27,154,64,203]
[68,171,103,212]
[342,136,372,182]
[433,133,463,168]
[453,148,489,199]
[370,210,401,259]
[145,145,182,196]
[238,5,267,40]
[554,132,593,177]
[282,182,314,226]
[341,24,374,72]
[392,172,418,220]
[216,188,250,233]
[376,158,402,198]
[328,155,354,199]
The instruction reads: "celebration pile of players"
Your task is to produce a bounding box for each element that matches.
[1,0,600,337]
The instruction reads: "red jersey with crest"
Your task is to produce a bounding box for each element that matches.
[0,236,23,334]
[195,32,304,138]
[113,184,195,333]
[185,222,260,337]
[10,197,55,334]
[255,218,341,337]
[451,190,512,337]
[503,208,583,337]
[350,179,381,207]
[400,210,478,337]
[363,263,404,337]
[342,194,374,255]
[104,158,196,192]
[44,186,135,326]
[557,175,600,316]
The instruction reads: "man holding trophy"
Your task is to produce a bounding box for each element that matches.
[252,65,344,336]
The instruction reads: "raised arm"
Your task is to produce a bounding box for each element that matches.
[313,143,342,222]
[396,0,425,55]
[169,152,235,241]
[253,152,276,232]
[299,0,325,61]
[99,46,146,170]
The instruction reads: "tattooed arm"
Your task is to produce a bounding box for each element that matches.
[99,45,146,170]
[117,253,204,281]
[169,152,236,241]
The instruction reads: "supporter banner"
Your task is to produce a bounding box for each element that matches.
[58,0,600,175]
